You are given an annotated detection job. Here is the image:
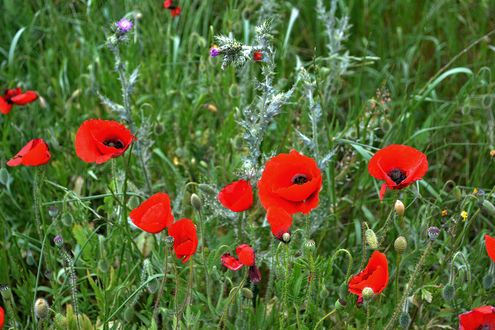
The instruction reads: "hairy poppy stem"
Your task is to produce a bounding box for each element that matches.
[313,308,336,330]
[395,255,401,304]
[152,237,169,322]
[217,268,249,329]
[33,167,45,239]
[384,240,434,330]
[264,238,277,302]
[196,209,211,306]
[177,257,194,324]
[306,214,310,240]
[328,249,353,282]
[282,243,290,324]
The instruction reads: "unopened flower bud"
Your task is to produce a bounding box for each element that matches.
[428,227,440,241]
[483,273,494,290]
[362,287,374,302]
[395,200,405,217]
[54,313,68,327]
[394,236,407,254]
[34,298,50,320]
[365,229,378,249]
[303,240,316,255]
[49,206,59,217]
[44,270,53,279]
[241,288,253,299]
[442,284,455,301]
[0,284,12,300]
[61,213,74,227]
[53,235,64,247]
[199,184,217,195]
[282,232,291,243]
[123,306,134,322]
[127,196,141,210]
[335,298,347,309]
[482,200,495,215]
[191,193,202,211]
[452,186,462,201]
[319,285,329,299]
[165,236,174,248]
[399,312,411,329]
[98,259,110,273]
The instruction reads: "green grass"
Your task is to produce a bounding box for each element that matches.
[1,0,495,328]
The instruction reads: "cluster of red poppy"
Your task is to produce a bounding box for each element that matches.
[221,244,261,282]
[0,305,3,329]
[0,87,37,115]
[163,0,181,17]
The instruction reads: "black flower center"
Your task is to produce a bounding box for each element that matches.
[103,139,124,149]
[292,174,308,185]
[476,325,493,330]
[387,168,406,185]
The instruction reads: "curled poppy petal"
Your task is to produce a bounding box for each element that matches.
[236,244,255,266]
[163,0,172,8]
[258,150,322,215]
[368,145,428,200]
[0,97,12,115]
[218,180,253,212]
[267,207,292,240]
[248,265,261,283]
[168,218,198,263]
[0,305,3,329]
[348,251,389,299]
[7,139,51,167]
[75,119,134,164]
[221,253,244,271]
[459,306,495,330]
[10,91,38,105]
[485,235,495,263]
[130,193,174,234]
[171,6,181,16]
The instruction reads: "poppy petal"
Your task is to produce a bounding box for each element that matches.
[0,305,3,329]
[267,207,292,239]
[236,244,255,266]
[379,184,387,201]
[168,219,198,263]
[218,180,253,212]
[459,306,495,330]
[10,91,38,105]
[21,140,51,166]
[348,251,389,297]
[248,265,261,282]
[221,253,244,271]
[485,235,495,263]
[0,97,12,114]
[130,193,174,234]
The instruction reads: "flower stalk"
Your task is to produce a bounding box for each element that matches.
[218,268,249,329]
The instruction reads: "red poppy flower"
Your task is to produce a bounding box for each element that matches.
[218,180,253,212]
[221,244,261,282]
[75,119,134,164]
[168,218,198,263]
[266,207,293,241]
[0,87,38,114]
[459,306,495,330]
[163,0,181,16]
[485,235,495,263]
[130,193,174,234]
[258,150,322,215]
[253,51,263,61]
[0,305,3,329]
[7,139,51,166]
[348,251,389,302]
[368,144,428,200]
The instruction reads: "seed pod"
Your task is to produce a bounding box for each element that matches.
[241,288,253,299]
[303,240,316,256]
[395,200,405,217]
[483,273,494,290]
[394,236,407,254]
[334,298,347,310]
[399,312,411,329]
[362,287,375,302]
[365,229,378,249]
[282,232,291,243]
[191,193,202,211]
[34,298,50,320]
[442,284,455,301]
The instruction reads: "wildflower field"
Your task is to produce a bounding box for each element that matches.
[1,0,495,329]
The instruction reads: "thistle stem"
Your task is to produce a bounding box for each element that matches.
[384,241,434,330]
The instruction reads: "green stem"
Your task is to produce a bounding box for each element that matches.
[306,214,310,240]
[365,302,370,329]
[217,268,249,329]
[395,255,401,304]
[33,167,43,239]
[302,253,315,325]
[328,249,353,282]
[313,308,336,330]
[197,209,211,306]
[152,238,169,322]
[384,241,434,330]
[177,257,194,323]
[282,243,290,324]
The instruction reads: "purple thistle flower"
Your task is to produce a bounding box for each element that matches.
[210,46,220,58]
[117,18,133,33]
[54,235,64,246]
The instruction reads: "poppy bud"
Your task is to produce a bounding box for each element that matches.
[482,200,495,215]
[428,227,440,241]
[48,206,59,217]
[127,196,141,210]
[394,236,407,254]
[365,229,378,249]
[395,200,405,217]
[44,270,53,279]
[0,284,12,300]
[199,184,217,195]
[27,250,35,266]
[165,236,174,248]
[399,312,411,329]
[123,306,134,322]
[282,232,291,243]
[61,213,74,227]
[483,273,494,290]
[319,285,329,299]
[191,193,202,211]
[233,136,243,150]
[303,240,315,255]
[362,287,374,302]
[442,284,455,301]
[54,313,68,327]
[241,288,253,299]
[0,167,10,186]
[98,259,110,273]
[335,298,347,310]
[34,298,50,320]
[452,186,462,200]
[147,278,159,294]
